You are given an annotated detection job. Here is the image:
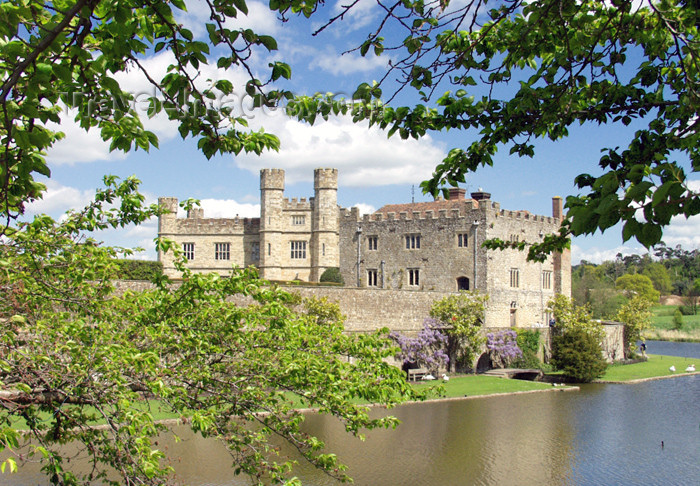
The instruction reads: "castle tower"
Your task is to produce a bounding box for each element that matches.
[259,169,285,280]
[552,196,571,296]
[310,168,340,281]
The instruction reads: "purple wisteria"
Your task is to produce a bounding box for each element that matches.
[486,330,523,368]
[390,318,449,374]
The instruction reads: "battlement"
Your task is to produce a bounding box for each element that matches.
[282,197,312,210]
[158,197,178,214]
[174,216,260,234]
[314,168,339,190]
[260,168,285,190]
[498,209,556,224]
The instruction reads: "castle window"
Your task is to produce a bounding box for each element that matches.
[292,215,305,225]
[183,242,195,261]
[290,241,307,259]
[457,233,469,248]
[368,236,378,251]
[542,270,552,289]
[251,242,260,261]
[367,269,378,287]
[408,268,420,286]
[322,243,326,256]
[510,268,520,288]
[268,243,271,256]
[405,234,421,249]
[215,242,230,260]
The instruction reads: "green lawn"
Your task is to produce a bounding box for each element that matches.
[651,305,700,330]
[599,354,698,382]
[647,305,700,341]
[411,374,559,399]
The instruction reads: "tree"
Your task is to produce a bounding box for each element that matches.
[615,296,653,358]
[615,274,661,303]
[0,179,420,484]
[0,2,425,482]
[428,292,488,372]
[642,262,673,295]
[682,278,700,315]
[319,267,344,285]
[1,0,291,223]
[673,308,685,330]
[551,329,608,383]
[294,0,700,261]
[546,294,603,339]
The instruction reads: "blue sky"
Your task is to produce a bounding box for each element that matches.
[23,0,700,264]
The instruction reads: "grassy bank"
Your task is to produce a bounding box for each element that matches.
[647,305,700,342]
[411,374,563,399]
[598,354,698,382]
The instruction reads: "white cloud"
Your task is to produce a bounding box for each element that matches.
[331,0,378,33]
[23,180,95,216]
[235,114,445,187]
[309,48,391,76]
[45,119,127,165]
[197,199,260,218]
[571,243,648,265]
[353,203,376,215]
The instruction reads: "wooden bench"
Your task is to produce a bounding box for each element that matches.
[407,368,429,382]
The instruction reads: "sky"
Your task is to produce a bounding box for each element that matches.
[22,0,700,265]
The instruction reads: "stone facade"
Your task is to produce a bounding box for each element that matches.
[339,189,570,328]
[158,168,571,328]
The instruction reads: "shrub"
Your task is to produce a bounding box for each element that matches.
[551,329,608,383]
[115,259,163,280]
[486,330,523,368]
[390,319,449,375]
[672,309,684,330]
[512,329,542,369]
[319,267,344,285]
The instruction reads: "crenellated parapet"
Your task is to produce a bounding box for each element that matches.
[282,197,312,211]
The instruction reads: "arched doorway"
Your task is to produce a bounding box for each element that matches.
[457,276,470,290]
[476,353,491,373]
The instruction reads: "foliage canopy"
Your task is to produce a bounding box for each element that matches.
[291,0,700,260]
[0,180,420,483]
[429,292,487,372]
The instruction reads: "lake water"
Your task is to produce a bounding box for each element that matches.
[7,342,699,485]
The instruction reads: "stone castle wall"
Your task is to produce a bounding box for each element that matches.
[111,280,624,362]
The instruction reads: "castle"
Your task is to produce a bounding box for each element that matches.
[158,168,571,327]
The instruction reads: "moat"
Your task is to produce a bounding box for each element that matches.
[9,342,700,485]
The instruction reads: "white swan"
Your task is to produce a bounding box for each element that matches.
[442,374,450,382]
[685,364,695,372]
[669,365,676,372]
[422,374,436,381]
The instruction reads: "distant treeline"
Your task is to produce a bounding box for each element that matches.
[573,243,700,318]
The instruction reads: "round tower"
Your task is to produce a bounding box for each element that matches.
[311,168,339,281]
[259,169,285,280]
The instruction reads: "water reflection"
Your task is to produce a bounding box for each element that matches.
[5,343,699,485]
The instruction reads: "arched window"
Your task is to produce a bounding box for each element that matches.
[457,277,470,290]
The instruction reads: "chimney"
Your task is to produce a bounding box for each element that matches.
[470,188,491,201]
[552,196,563,221]
[448,187,466,200]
